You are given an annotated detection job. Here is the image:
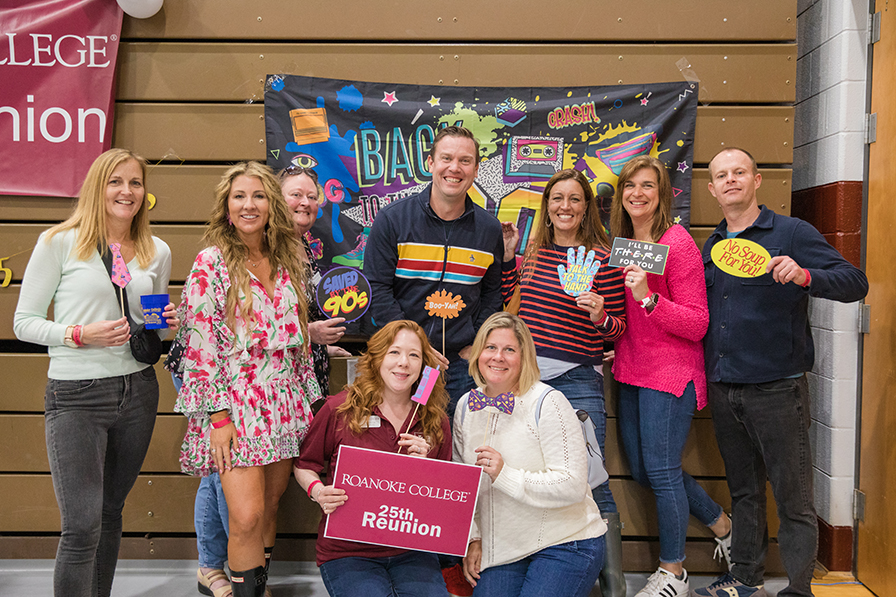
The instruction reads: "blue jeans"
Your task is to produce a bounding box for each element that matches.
[319,551,449,597]
[544,365,617,514]
[195,474,230,569]
[475,537,605,597]
[44,368,159,597]
[174,372,232,571]
[445,357,475,424]
[617,382,723,564]
[708,377,816,597]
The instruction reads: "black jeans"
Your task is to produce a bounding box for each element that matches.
[708,376,817,597]
[44,367,159,597]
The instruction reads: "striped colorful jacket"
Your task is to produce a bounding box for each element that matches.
[364,187,503,358]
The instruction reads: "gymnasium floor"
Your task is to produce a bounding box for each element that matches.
[0,560,876,596]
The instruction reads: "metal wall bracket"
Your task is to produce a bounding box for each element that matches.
[854,488,866,522]
[869,11,881,45]
[866,113,878,144]
[859,303,872,334]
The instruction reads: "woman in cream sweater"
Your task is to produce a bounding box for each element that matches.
[453,312,606,597]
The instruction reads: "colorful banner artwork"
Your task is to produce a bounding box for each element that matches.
[0,0,123,197]
[324,445,483,557]
[264,75,698,273]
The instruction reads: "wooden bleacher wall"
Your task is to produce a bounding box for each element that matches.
[0,0,795,571]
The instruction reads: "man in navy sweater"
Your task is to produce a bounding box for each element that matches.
[363,126,503,417]
[694,148,868,597]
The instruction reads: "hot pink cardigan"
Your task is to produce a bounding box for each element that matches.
[611,224,709,409]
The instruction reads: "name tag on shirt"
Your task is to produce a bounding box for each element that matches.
[362,415,381,428]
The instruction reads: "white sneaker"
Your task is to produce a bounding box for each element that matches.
[713,529,733,571]
[635,567,689,597]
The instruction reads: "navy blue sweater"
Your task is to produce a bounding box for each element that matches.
[363,186,503,358]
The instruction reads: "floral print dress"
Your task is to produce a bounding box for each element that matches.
[175,246,321,475]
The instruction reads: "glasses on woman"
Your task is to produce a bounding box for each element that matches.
[281,165,319,183]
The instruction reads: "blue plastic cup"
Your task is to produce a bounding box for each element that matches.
[140,293,169,329]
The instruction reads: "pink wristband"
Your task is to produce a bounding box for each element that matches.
[72,325,83,347]
[307,479,323,500]
[210,417,230,429]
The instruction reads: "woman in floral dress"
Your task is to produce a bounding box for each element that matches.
[175,161,321,597]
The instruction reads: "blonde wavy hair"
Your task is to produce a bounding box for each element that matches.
[336,320,448,447]
[203,161,308,343]
[45,148,156,267]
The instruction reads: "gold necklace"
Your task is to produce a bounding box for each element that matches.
[248,255,264,267]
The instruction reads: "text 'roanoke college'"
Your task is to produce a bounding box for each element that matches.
[341,474,472,503]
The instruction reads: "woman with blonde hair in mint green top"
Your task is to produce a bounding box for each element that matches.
[14,148,177,597]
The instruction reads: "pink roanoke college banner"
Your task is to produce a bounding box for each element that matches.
[324,445,483,557]
[0,0,123,197]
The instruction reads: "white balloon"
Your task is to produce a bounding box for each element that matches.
[116,0,164,19]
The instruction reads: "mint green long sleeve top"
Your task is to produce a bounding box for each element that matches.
[14,228,172,380]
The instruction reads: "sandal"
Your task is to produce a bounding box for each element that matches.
[198,568,233,597]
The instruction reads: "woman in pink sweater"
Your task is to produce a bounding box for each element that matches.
[610,156,732,597]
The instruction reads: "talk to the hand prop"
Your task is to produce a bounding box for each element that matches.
[557,246,600,296]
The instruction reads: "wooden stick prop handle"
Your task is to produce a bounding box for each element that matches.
[482,411,492,447]
[397,403,422,453]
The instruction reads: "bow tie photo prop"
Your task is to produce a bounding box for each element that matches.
[109,243,132,317]
[468,389,514,415]
[469,389,515,448]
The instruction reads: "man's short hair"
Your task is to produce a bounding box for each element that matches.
[429,126,481,164]
[709,147,758,175]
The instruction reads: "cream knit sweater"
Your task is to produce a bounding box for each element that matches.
[453,381,607,570]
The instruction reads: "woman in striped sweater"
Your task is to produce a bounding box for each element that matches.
[500,168,627,597]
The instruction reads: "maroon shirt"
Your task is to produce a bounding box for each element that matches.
[296,392,452,565]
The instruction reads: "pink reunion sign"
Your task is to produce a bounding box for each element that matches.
[324,445,482,557]
[0,0,123,197]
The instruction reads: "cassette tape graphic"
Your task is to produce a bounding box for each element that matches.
[505,136,564,178]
